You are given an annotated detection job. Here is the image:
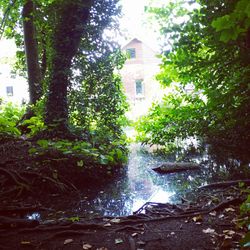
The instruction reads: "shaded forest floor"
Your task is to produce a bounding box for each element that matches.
[0,135,249,249]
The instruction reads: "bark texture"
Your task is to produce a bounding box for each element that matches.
[45,0,91,132]
[22,0,42,104]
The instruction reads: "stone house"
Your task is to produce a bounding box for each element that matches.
[120,38,163,119]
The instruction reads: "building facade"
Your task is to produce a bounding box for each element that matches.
[120,38,163,119]
[0,39,29,104]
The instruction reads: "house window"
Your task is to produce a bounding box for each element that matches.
[135,79,144,96]
[126,48,136,59]
[6,86,13,96]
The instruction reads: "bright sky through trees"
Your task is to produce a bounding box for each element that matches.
[119,0,159,50]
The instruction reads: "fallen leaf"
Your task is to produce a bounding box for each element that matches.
[206,200,212,206]
[20,241,31,245]
[170,232,175,235]
[202,228,215,234]
[192,215,202,222]
[77,160,84,167]
[103,223,111,227]
[110,218,121,223]
[64,239,73,245]
[196,222,202,225]
[218,214,225,219]
[209,211,216,216]
[103,218,109,222]
[223,230,235,236]
[225,207,235,212]
[82,243,92,249]
[115,238,123,244]
[131,233,138,237]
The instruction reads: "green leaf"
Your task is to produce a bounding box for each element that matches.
[212,15,234,31]
[37,139,49,148]
[28,148,37,154]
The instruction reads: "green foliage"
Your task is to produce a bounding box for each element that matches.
[0,102,25,136]
[135,90,206,145]
[211,0,250,42]
[29,137,128,166]
[22,99,46,136]
[68,0,129,151]
[1,0,128,164]
[138,0,250,149]
[239,187,250,247]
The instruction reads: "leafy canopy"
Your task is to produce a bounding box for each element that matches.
[136,0,250,152]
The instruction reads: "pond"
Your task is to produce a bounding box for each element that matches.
[27,136,249,220]
[70,137,249,218]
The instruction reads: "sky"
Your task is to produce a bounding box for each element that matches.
[119,0,160,50]
[0,0,161,57]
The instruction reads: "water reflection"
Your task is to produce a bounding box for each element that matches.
[75,140,249,217]
[26,212,41,220]
[25,139,249,220]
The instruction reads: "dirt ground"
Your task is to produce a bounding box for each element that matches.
[0,135,249,250]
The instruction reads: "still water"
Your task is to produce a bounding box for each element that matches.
[71,139,249,217]
[27,137,249,220]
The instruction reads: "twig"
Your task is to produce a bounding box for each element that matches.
[199,179,250,189]
[113,225,143,232]
[0,167,29,189]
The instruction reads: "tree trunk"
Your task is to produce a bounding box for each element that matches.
[45,0,91,133]
[22,0,42,105]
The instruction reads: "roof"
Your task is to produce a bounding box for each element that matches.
[121,37,157,53]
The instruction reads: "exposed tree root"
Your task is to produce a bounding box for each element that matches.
[21,170,70,192]
[118,196,244,225]
[0,205,53,215]
[199,179,250,189]
[20,222,108,233]
[0,216,39,229]
[44,229,93,240]
[0,167,29,188]
[113,225,143,232]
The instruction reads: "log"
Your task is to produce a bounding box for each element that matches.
[152,162,199,174]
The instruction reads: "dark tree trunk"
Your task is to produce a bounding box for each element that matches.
[22,0,42,105]
[45,0,91,133]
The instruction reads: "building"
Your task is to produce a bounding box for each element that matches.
[120,38,164,119]
[0,39,29,104]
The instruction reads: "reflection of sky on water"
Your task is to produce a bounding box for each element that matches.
[74,143,204,217]
[27,212,41,220]
[74,141,249,217]
[27,138,250,220]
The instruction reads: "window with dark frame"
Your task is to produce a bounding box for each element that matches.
[126,48,136,59]
[6,86,13,96]
[135,79,144,96]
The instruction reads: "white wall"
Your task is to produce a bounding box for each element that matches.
[0,39,29,104]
